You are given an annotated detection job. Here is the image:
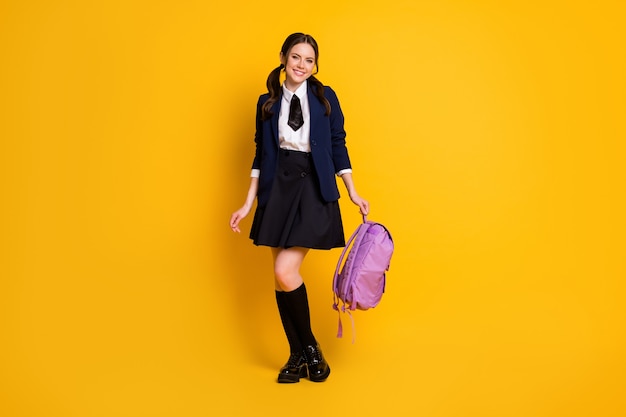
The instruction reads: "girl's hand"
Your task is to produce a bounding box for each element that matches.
[349,192,369,216]
[230,206,251,233]
[339,173,369,217]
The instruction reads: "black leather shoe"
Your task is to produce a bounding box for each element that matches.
[303,344,330,382]
[277,352,308,383]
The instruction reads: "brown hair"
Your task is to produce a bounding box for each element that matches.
[261,33,331,120]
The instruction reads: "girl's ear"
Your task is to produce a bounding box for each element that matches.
[279,52,286,66]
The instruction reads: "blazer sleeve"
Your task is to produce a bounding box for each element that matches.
[251,95,265,171]
[325,86,352,172]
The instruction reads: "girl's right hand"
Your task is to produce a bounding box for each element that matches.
[230,206,250,233]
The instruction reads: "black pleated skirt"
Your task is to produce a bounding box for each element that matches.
[249,149,345,249]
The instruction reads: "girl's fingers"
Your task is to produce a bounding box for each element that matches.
[230,214,240,229]
[360,200,369,215]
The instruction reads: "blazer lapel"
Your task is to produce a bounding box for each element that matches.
[308,85,324,142]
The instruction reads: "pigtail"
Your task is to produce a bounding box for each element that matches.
[308,75,331,116]
[261,64,283,120]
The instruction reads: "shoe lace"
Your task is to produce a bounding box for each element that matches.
[304,346,322,363]
[286,352,304,367]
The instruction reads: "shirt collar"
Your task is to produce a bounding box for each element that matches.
[282,80,308,102]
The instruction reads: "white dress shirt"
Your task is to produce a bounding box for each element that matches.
[278,81,311,152]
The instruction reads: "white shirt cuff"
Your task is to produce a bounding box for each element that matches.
[336,168,352,176]
[251,169,260,178]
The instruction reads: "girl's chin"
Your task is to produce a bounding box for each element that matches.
[288,75,309,83]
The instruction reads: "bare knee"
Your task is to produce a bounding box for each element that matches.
[272,248,308,291]
[274,264,300,291]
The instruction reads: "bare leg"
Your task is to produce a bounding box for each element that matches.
[272,246,310,383]
[271,246,330,382]
[271,247,309,291]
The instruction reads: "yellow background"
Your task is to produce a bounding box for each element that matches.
[1,1,625,416]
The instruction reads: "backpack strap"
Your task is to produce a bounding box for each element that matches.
[332,226,359,339]
[346,309,356,344]
[333,301,357,343]
[332,216,367,342]
[332,222,362,303]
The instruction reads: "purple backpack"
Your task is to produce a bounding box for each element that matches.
[332,216,394,342]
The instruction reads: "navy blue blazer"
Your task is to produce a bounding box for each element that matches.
[252,85,352,207]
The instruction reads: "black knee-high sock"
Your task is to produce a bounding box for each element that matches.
[281,283,317,347]
[275,291,303,354]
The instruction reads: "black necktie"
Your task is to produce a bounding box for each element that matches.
[287,95,304,131]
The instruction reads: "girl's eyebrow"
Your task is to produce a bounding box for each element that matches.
[291,53,315,60]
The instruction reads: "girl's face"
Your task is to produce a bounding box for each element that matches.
[281,42,316,91]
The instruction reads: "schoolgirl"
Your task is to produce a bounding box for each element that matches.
[230,32,369,383]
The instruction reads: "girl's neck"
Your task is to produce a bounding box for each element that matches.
[284,80,305,93]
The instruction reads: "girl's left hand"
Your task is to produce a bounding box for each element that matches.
[349,193,369,216]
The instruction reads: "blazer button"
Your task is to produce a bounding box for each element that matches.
[300,172,307,178]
